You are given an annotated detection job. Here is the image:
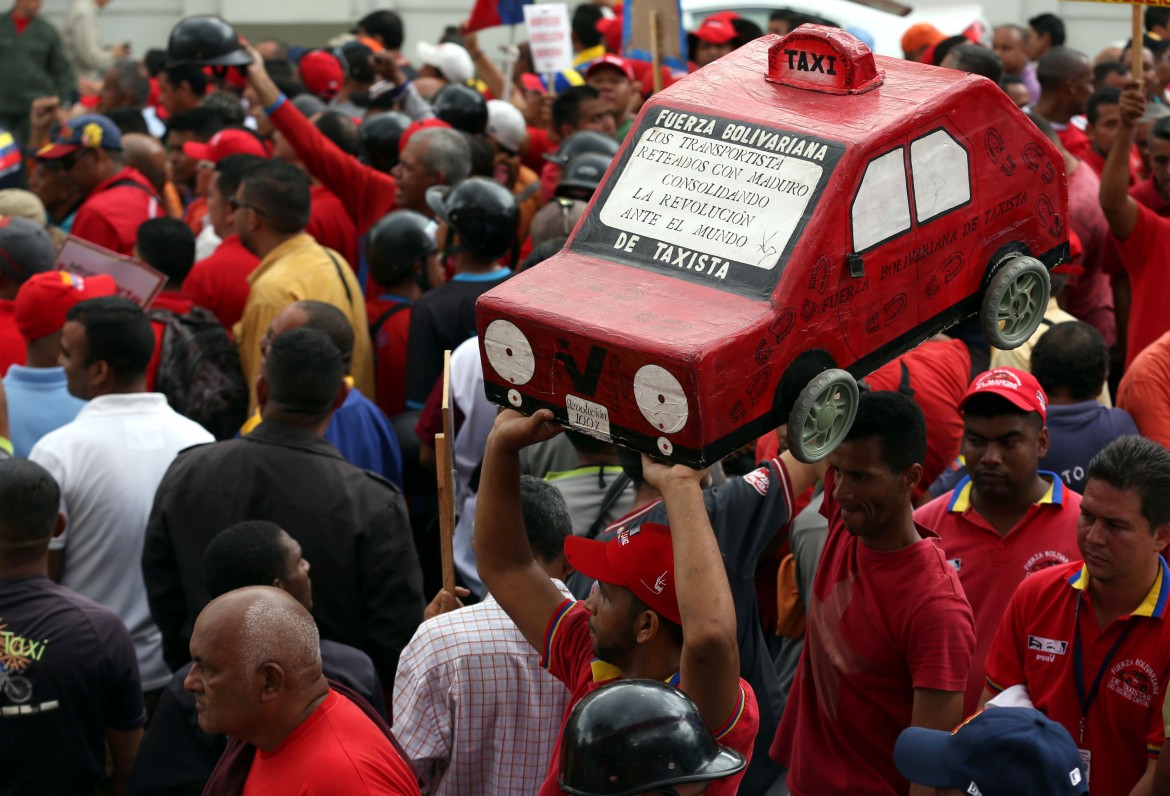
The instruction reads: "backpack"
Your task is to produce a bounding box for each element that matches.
[148,306,248,440]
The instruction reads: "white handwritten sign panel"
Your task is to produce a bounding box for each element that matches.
[599,125,824,270]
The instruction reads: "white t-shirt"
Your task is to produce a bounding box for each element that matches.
[30,393,214,691]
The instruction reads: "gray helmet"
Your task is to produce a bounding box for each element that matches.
[366,210,436,286]
[544,130,619,166]
[166,16,252,68]
[555,151,613,200]
[426,177,518,260]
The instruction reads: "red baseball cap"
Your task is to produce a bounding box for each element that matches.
[586,54,636,82]
[596,15,623,53]
[181,129,267,164]
[299,50,344,100]
[565,522,680,624]
[15,271,118,342]
[691,16,738,44]
[959,367,1049,423]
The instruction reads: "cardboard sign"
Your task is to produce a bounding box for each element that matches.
[55,236,167,307]
[623,0,688,75]
[524,4,573,75]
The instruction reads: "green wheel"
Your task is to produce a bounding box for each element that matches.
[981,256,1051,350]
[787,368,859,464]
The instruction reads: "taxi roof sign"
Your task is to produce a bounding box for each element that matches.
[766,25,884,95]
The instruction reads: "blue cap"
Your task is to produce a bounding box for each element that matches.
[894,708,1088,796]
[36,114,123,160]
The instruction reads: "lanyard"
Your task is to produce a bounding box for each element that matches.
[1072,592,1137,743]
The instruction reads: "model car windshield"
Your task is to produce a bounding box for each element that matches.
[571,105,845,299]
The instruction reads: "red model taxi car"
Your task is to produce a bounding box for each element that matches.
[476,26,1067,467]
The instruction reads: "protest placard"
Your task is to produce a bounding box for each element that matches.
[524,3,573,76]
[55,236,167,307]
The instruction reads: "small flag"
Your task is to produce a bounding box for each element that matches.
[466,0,531,32]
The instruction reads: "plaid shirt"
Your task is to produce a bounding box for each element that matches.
[393,582,574,795]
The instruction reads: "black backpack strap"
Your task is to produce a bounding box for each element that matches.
[585,471,632,540]
[370,302,410,337]
[105,177,160,199]
[325,250,354,309]
[897,360,914,399]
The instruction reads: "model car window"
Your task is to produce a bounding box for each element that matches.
[851,147,910,252]
[910,129,971,223]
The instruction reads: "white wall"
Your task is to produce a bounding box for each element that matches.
[38,0,1143,74]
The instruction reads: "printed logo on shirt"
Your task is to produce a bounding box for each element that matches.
[0,618,46,710]
[966,782,982,796]
[1027,635,1069,655]
[743,466,770,496]
[1023,550,1071,576]
[1107,658,1159,708]
[948,558,962,572]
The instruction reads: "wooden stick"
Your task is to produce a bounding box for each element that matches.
[1134,5,1145,82]
[436,351,456,597]
[650,10,663,94]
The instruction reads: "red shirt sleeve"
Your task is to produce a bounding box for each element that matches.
[1115,203,1164,283]
[540,600,595,694]
[905,572,975,692]
[269,100,398,233]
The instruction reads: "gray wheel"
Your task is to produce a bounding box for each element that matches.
[981,256,1050,350]
[787,368,859,464]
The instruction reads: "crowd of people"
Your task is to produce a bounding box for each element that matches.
[3,0,1170,794]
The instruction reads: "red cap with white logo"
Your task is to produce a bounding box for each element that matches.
[960,367,1048,423]
[565,522,680,624]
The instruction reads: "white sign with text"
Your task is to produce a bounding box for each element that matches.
[524,4,573,76]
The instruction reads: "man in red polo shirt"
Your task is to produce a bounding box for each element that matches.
[915,367,1081,714]
[182,153,264,333]
[35,114,162,256]
[982,436,1170,796]
[771,391,976,796]
[475,408,758,796]
[1101,82,1170,366]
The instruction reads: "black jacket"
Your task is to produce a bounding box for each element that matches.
[142,420,424,682]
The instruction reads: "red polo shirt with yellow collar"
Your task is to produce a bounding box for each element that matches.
[915,472,1081,713]
[537,599,758,795]
[984,558,1170,796]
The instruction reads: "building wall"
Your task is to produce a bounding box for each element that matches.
[38,0,1147,76]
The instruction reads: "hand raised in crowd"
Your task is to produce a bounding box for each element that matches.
[371,49,404,87]
[423,586,471,621]
[1119,80,1147,128]
[640,453,709,494]
[488,408,565,453]
[29,96,64,147]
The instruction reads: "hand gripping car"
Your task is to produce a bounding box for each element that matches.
[476,25,1068,466]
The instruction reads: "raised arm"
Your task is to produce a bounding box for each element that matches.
[642,456,741,734]
[1100,82,1145,241]
[474,409,571,650]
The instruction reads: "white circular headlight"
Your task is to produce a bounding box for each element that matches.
[633,365,688,434]
[484,320,535,386]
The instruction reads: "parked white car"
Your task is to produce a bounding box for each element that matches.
[682,0,988,58]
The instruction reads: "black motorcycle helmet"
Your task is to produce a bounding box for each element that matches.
[558,680,747,796]
[544,130,620,166]
[426,177,519,261]
[366,210,437,287]
[431,84,489,135]
[166,16,252,68]
[359,111,411,173]
[555,151,613,201]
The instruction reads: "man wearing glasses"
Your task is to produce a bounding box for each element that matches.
[230,159,373,411]
[35,114,162,256]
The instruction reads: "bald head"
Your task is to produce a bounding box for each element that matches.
[208,587,320,675]
[185,586,325,746]
[122,133,168,193]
